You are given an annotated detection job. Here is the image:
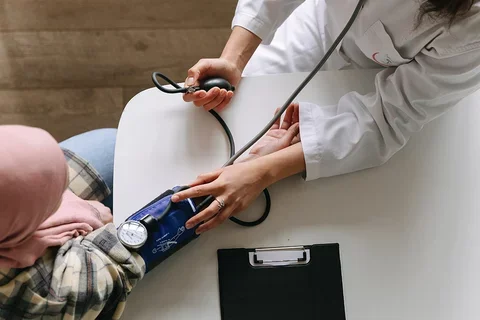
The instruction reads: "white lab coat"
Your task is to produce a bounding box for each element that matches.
[233,0,480,180]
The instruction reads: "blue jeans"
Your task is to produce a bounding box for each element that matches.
[59,128,117,210]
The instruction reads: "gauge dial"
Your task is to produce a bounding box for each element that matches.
[117,220,148,250]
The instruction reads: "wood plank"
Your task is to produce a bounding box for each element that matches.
[0,88,123,140]
[0,113,123,142]
[0,28,231,89]
[0,88,123,115]
[123,87,149,106]
[0,0,237,31]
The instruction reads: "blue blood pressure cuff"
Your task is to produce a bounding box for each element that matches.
[123,186,198,272]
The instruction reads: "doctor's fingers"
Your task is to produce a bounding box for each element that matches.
[182,74,200,103]
[183,90,205,103]
[204,89,228,111]
[214,91,234,112]
[185,199,220,230]
[189,169,224,187]
[171,182,218,203]
[183,58,213,92]
[192,87,220,107]
[183,88,217,104]
[195,204,236,234]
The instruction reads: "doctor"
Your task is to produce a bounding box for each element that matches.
[173,0,480,234]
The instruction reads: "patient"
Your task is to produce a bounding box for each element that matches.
[0,125,144,319]
[0,111,298,318]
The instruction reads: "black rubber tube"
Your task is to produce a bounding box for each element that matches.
[152,72,188,94]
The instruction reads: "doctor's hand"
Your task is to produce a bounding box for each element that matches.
[171,159,271,235]
[171,104,302,234]
[183,58,241,111]
[183,26,262,111]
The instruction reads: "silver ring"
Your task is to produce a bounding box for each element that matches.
[215,198,225,211]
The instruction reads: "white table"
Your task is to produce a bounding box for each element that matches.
[114,69,480,320]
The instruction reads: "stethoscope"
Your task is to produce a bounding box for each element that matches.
[134,0,367,235]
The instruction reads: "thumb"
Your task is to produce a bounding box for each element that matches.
[186,59,210,86]
[279,123,300,146]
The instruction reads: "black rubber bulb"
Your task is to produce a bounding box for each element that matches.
[199,78,235,92]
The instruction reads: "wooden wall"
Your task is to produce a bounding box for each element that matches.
[0,0,236,140]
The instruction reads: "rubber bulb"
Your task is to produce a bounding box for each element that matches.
[200,78,235,92]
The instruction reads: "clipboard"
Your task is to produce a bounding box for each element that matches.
[217,244,346,320]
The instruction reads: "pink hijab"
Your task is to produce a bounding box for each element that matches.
[0,125,112,269]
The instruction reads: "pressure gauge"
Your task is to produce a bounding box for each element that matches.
[117,220,148,250]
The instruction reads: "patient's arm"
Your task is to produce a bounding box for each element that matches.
[237,103,300,163]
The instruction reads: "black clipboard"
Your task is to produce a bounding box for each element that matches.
[217,244,346,320]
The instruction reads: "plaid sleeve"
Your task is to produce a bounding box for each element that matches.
[62,148,111,202]
[0,224,146,320]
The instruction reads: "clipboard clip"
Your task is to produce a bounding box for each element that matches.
[249,246,311,267]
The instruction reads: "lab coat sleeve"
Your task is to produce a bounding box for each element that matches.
[299,48,480,181]
[232,0,305,44]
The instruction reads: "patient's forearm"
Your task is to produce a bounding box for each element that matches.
[257,143,306,185]
[221,26,262,72]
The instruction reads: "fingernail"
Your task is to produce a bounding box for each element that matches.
[195,229,202,235]
[185,222,193,229]
[171,195,178,202]
[186,77,195,86]
[199,92,206,98]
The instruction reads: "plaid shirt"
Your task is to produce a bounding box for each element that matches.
[0,149,146,320]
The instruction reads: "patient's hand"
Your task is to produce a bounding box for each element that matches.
[239,103,300,163]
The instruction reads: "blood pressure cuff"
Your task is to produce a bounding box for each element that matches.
[125,186,198,272]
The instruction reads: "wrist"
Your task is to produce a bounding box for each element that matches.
[249,157,277,188]
[220,50,247,72]
[235,154,259,164]
[256,143,306,185]
[220,26,261,72]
